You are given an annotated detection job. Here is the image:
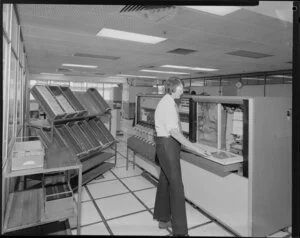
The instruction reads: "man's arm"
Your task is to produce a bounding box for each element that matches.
[169,129,211,157]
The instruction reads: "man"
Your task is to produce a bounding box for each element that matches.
[153,76,210,236]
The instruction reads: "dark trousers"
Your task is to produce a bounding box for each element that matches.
[153,136,188,235]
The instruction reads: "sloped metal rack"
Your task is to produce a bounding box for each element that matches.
[30,85,117,188]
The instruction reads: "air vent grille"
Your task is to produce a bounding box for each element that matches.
[197,71,209,75]
[120,5,173,13]
[57,68,72,72]
[138,65,156,69]
[226,50,273,59]
[167,48,198,55]
[73,53,120,60]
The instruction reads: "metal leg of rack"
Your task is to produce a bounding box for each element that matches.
[126,147,129,170]
[133,151,136,170]
[114,143,117,166]
[77,166,82,235]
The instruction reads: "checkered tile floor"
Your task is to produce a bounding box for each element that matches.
[69,118,292,237]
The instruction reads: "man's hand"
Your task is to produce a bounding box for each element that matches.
[182,143,212,158]
[192,145,212,158]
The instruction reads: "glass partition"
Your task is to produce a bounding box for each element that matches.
[16,67,23,128]
[2,4,10,35]
[8,53,17,145]
[11,9,19,54]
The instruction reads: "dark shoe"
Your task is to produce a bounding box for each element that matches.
[159,220,172,229]
[173,234,189,237]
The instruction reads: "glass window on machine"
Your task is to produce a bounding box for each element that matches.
[221,104,244,156]
[197,102,218,148]
[196,101,244,159]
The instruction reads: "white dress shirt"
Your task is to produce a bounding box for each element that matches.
[155,94,181,137]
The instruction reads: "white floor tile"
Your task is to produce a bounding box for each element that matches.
[186,202,211,228]
[113,154,133,168]
[116,143,127,149]
[69,201,102,227]
[110,165,143,178]
[87,180,129,199]
[74,186,91,202]
[121,176,154,191]
[107,211,169,236]
[134,187,157,209]
[95,193,145,220]
[189,222,232,237]
[79,222,110,235]
[87,170,117,184]
[268,231,290,237]
[115,159,132,168]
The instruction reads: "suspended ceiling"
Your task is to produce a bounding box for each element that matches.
[16,2,293,82]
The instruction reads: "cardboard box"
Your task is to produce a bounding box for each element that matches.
[11,140,44,171]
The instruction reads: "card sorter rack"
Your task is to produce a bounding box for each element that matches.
[60,86,87,117]
[31,85,88,121]
[31,85,66,121]
[73,91,104,116]
[48,86,77,119]
[54,118,115,158]
[87,88,111,114]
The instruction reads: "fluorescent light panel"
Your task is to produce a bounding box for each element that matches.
[62,63,98,68]
[141,69,190,75]
[161,65,218,71]
[184,6,240,16]
[242,77,266,81]
[40,73,64,76]
[118,74,157,79]
[96,28,167,44]
[271,75,292,79]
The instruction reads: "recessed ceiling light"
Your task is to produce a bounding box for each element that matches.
[62,63,98,68]
[271,75,292,79]
[161,65,218,71]
[140,69,190,75]
[118,74,157,79]
[96,28,167,44]
[184,6,240,16]
[242,77,268,81]
[40,73,64,76]
[191,67,218,71]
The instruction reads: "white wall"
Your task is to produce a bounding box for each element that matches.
[122,84,156,103]
[189,86,221,96]
[238,85,265,97]
[265,84,292,97]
